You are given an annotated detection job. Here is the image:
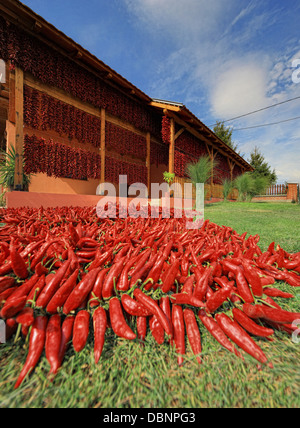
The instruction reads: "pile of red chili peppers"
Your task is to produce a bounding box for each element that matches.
[0,205,299,389]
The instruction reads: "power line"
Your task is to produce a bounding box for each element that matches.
[209,95,300,127]
[232,115,300,131]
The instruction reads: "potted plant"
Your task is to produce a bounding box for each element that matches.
[163,172,175,198]
[0,147,32,192]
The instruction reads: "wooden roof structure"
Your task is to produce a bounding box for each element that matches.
[0,0,253,182]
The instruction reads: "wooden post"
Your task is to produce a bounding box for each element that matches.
[146,132,151,196]
[169,117,175,175]
[100,108,106,184]
[14,67,24,190]
[227,158,235,182]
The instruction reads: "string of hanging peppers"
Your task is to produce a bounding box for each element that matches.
[0,17,161,138]
[150,141,169,167]
[24,86,102,148]
[105,122,146,160]
[162,115,171,145]
[105,155,147,186]
[24,135,101,180]
[0,205,299,389]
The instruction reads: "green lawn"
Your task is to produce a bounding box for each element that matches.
[0,202,299,408]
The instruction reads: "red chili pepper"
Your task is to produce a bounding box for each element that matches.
[260,276,276,286]
[149,315,165,345]
[0,295,27,319]
[134,289,173,338]
[26,275,46,303]
[88,248,114,271]
[117,257,137,292]
[181,249,190,277]
[243,303,300,324]
[16,307,35,328]
[181,275,195,294]
[235,267,255,303]
[170,293,206,308]
[183,309,201,364]
[215,313,272,367]
[172,305,185,366]
[263,288,294,299]
[69,223,80,247]
[46,314,62,375]
[241,261,263,297]
[136,316,147,342]
[161,259,180,293]
[221,259,240,275]
[63,267,101,315]
[129,248,152,277]
[193,267,212,301]
[36,260,71,309]
[0,241,42,277]
[109,298,136,340]
[143,255,165,290]
[35,262,48,277]
[198,310,242,359]
[206,285,233,314]
[0,287,18,305]
[232,308,274,338]
[10,241,29,280]
[14,316,48,389]
[5,274,38,305]
[282,271,300,287]
[0,277,15,294]
[5,318,18,341]
[73,310,90,353]
[121,294,153,317]
[102,259,125,299]
[130,252,158,287]
[46,268,79,314]
[58,315,75,367]
[160,296,172,324]
[88,268,109,309]
[30,240,59,271]
[93,306,107,364]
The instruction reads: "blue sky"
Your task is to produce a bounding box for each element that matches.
[21,0,300,183]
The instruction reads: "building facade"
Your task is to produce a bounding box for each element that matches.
[0,0,252,202]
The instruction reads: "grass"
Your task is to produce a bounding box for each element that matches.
[0,202,300,408]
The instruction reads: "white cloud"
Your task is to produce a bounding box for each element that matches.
[125,0,300,183]
[210,57,269,119]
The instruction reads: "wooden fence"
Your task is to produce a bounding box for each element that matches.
[266,184,287,196]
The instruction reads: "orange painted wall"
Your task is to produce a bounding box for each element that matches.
[29,173,100,195]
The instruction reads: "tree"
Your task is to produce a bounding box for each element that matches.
[213,121,240,153]
[248,146,277,185]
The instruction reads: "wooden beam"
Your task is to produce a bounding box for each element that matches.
[14,67,24,189]
[146,132,151,193]
[8,71,15,124]
[227,158,235,181]
[100,108,106,184]
[169,118,175,175]
[164,109,249,171]
[174,127,185,141]
[152,101,182,112]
